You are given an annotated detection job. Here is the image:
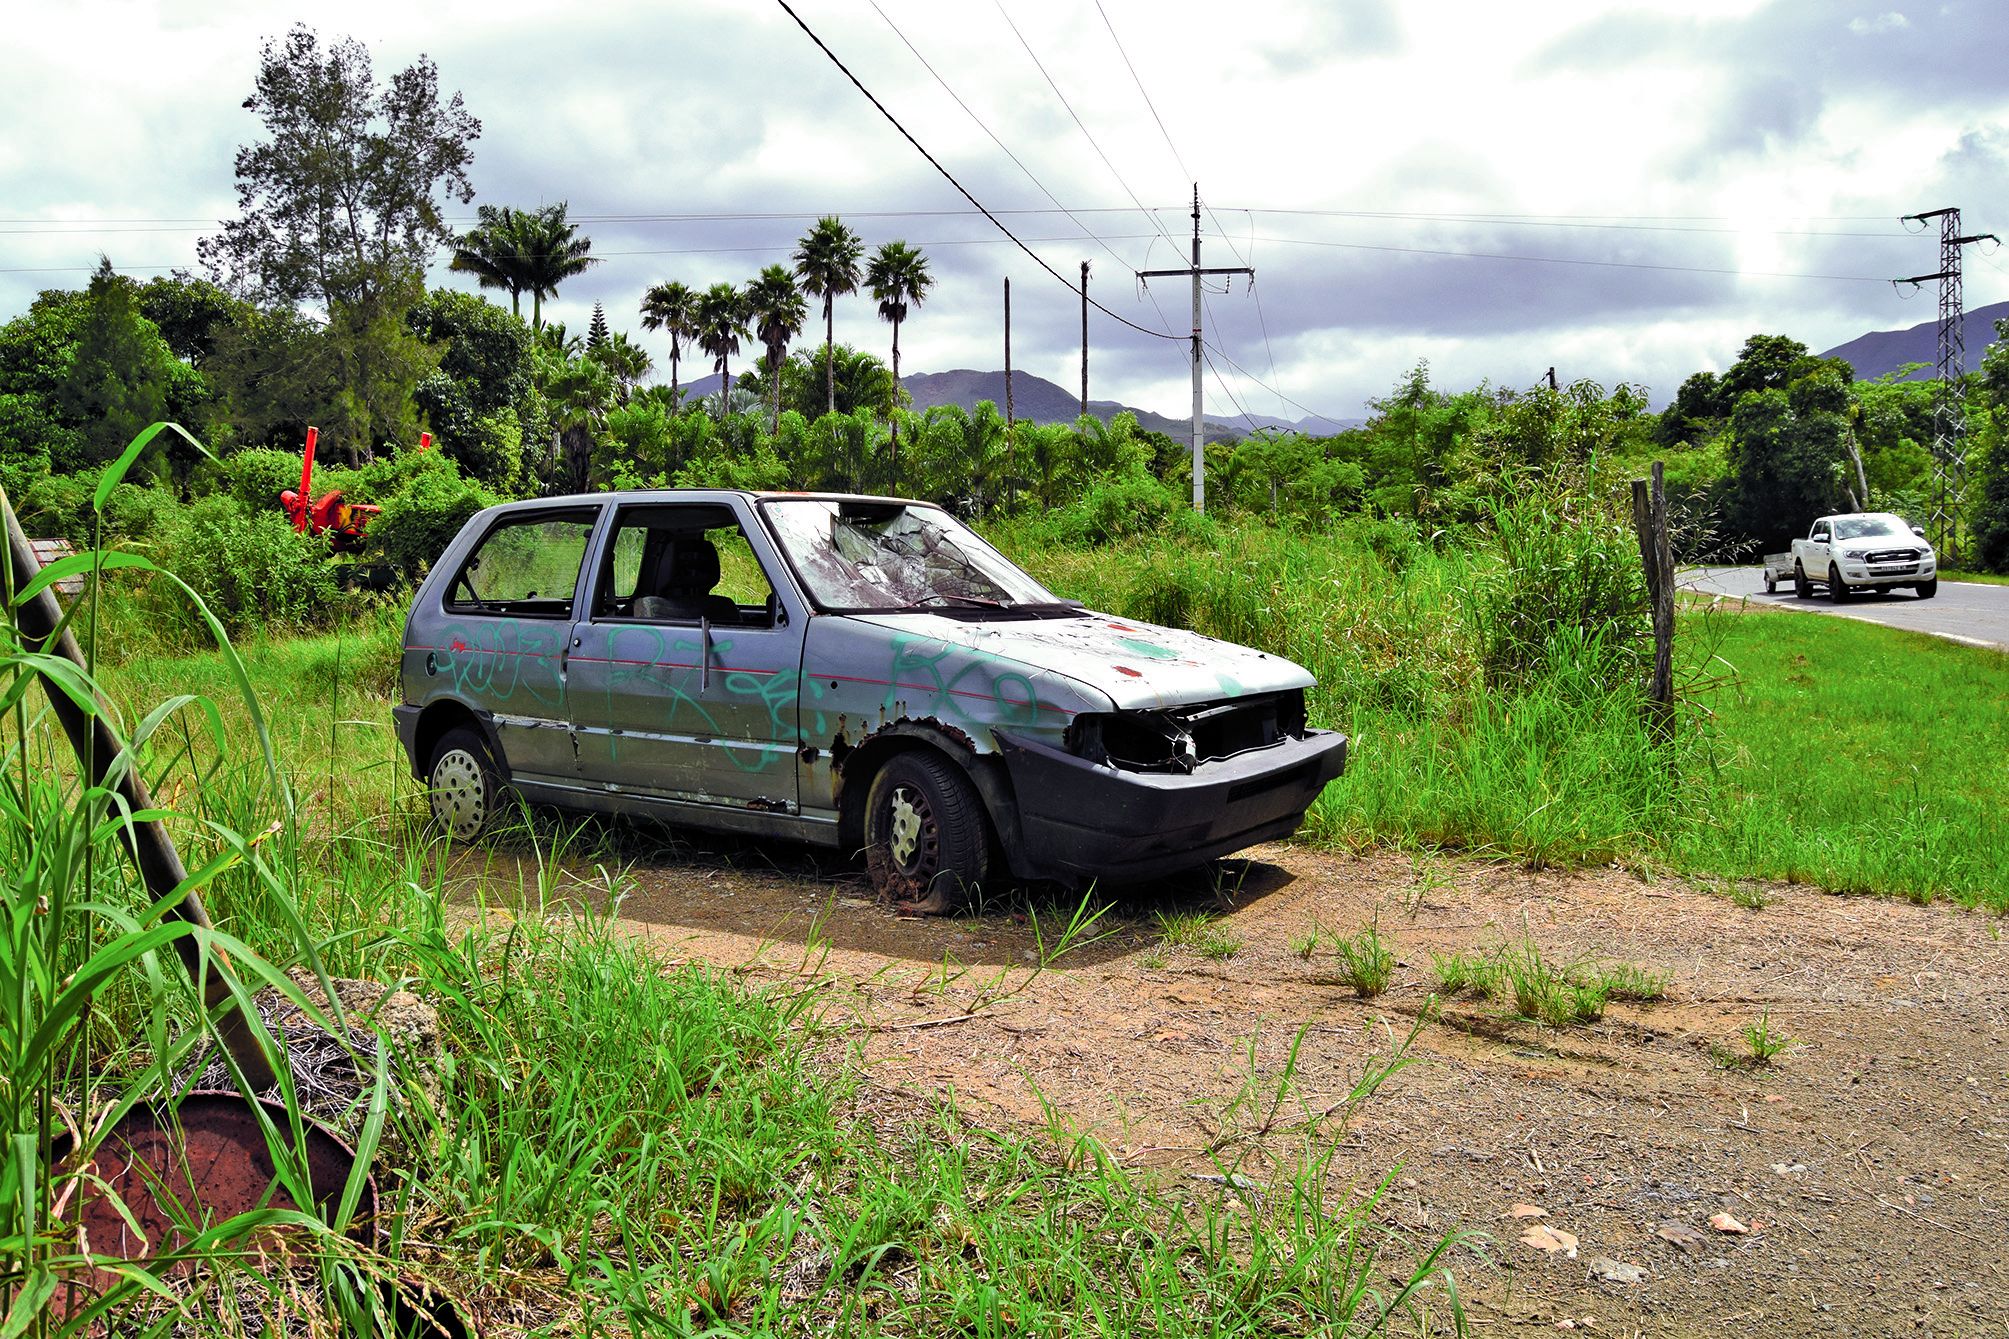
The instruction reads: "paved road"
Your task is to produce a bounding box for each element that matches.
[1682,566,2009,651]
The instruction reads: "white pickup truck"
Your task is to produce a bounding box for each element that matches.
[1766,512,1937,601]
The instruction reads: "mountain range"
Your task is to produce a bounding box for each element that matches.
[1818,299,2009,381]
[682,367,1357,441]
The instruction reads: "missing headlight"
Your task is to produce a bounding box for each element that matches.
[1068,712,1197,773]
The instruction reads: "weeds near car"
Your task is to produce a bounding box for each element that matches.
[1430,936,1666,1027]
[1329,921,1396,998]
[1155,909,1243,960]
[1737,1010,1797,1065]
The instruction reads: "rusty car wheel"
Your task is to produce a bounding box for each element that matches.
[428,727,501,842]
[864,752,989,914]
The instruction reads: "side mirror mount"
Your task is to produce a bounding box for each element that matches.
[1911,525,1926,539]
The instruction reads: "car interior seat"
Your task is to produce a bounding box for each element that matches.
[630,535,742,623]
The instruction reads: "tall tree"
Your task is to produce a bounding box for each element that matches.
[693,283,747,419]
[865,240,933,477]
[199,25,478,313]
[587,301,610,349]
[639,280,697,406]
[792,216,863,418]
[511,203,598,331]
[745,264,807,434]
[447,204,529,314]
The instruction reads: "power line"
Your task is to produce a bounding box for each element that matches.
[1203,336,1353,428]
[772,0,1181,342]
[991,0,1184,258]
[1246,233,1891,282]
[866,1,1161,297]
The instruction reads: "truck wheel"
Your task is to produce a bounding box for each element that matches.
[1793,562,1811,599]
[1763,570,1777,594]
[864,751,990,914]
[1917,578,1938,599]
[428,726,503,842]
[1827,563,1849,603]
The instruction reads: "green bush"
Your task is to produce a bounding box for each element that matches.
[223,446,307,513]
[99,481,173,541]
[146,495,342,635]
[14,471,94,544]
[367,463,498,579]
[1049,473,1181,546]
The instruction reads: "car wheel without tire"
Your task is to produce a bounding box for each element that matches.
[1793,562,1811,599]
[428,726,503,842]
[1917,578,1938,599]
[864,751,990,914]
[1827,563,1848,603]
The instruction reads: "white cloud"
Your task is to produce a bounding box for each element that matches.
[1848,12,1911,34]
[2,0,2004,417]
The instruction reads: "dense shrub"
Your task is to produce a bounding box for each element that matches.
[149,496,342,635]
[366,463,498,579]
[222,446,306,514]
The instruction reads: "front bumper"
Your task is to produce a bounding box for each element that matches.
[1840,558,1936,585]
[993,728,1347,884]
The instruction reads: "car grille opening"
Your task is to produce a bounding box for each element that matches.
[1071,690,1308,774]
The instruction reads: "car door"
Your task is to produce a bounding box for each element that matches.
[429,504,601,786]
[567,498,808,814]
[1807,520,1831,575]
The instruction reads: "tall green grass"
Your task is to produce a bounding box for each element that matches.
[14,436,1471,1334]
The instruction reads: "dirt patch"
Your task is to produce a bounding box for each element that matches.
[509,838,2009,1336]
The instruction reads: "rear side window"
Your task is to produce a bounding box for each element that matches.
[446,510,597,618]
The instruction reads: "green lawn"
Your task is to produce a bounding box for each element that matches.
[1674,607,2009,907]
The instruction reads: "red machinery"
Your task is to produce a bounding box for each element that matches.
[278,426,380,554]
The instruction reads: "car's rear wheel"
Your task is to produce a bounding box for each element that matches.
[1793,562,1811,599]
[1827,563,1849,603]
[1917,578,1938,599]
[864,751,990,914]
[428,726,502,842]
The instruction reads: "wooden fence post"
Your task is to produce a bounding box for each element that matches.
[1631,461,1676,738]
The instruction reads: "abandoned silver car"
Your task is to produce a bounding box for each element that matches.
[394,491,1346,910]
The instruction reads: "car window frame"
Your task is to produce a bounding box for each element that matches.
[585,500,786,627]
[441,504,604,620]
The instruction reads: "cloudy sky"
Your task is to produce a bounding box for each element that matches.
[6,0,2007,422]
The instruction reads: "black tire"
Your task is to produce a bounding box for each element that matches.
[1917,578,1938,599]
[427,726,503,842]
[864,751,990,914]
[1827,563,1848,603]
[1763,571,1777,594]
[1793,562,1811,599]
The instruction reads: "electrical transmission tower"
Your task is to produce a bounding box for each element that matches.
[1140,185,1253,512]
[1895,207,1999,561]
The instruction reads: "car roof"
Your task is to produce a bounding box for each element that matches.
[489,489,927,510]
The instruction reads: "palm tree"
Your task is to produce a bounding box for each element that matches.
[744,264,808,434]
[693,282,748,419]
[792,217,863,419]
[639,280,697,406]
[448,204,531,316]
[450,203,597,329]
[589,331,653,407]
[865,240,934,479]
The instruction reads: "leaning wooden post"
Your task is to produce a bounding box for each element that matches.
[1630,461,1677,739]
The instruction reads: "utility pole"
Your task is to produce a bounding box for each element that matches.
[1140,185,1254,512]
[1003,277,1014,435]
[1896,206,1998,562]
[1545,366,1559,392]
[1079,261,1090,419]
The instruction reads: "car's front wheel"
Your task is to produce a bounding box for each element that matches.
[428,726,503,842]
[1827,563,1849,603]
[1917,578,1938,599]
[864,751,990,914]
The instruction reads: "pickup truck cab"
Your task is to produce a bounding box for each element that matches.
[393,491,1347,912]
[1789,513,1937,602]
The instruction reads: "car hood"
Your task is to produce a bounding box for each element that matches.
[844,610,1313,710]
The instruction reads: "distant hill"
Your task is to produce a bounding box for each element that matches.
[1820,299,2009,381]
[681,367,1359,440]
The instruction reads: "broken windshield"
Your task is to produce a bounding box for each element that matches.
[760,499,1063,612]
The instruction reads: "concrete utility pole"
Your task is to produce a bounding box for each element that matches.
[1003,277,1014,434]
[1080,261,1090,418]
[1140,184,1253,512]
[1895,206,1999,562]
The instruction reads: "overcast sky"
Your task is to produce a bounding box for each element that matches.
[6,0,2007,422]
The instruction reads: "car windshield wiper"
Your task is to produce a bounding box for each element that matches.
[897,593,1010,610]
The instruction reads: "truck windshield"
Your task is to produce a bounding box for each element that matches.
[1833,514,1915,541]
[761,499,1063,612]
